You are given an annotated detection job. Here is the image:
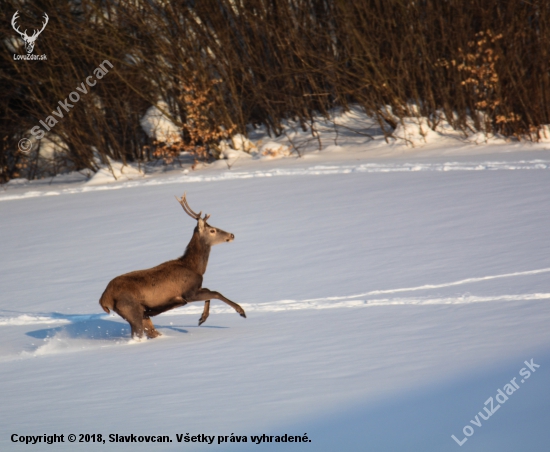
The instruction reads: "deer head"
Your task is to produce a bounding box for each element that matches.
[11,11,49,54]
[176,193,235,246]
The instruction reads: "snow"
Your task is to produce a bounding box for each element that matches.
[257,141,292,159]
[230,134,256,153]
[140,101,181,143]
[392,116,443,145]
[85,159,144,186]
[1,119,550,450]
[3,159,550,202]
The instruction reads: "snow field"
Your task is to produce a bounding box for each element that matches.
[1,152,550,450]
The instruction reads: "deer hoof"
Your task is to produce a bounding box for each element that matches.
[145,328,161,339]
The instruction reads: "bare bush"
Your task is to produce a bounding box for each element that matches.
[1,0,550,182]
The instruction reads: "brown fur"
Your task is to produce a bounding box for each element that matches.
[99,204,246,339]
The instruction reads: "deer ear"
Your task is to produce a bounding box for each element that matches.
[197,218,205,232]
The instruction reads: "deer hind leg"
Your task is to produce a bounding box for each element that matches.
[192,289,246,319]
[114,297,145,339]
[198,300,211,326]
[143,317,161,338]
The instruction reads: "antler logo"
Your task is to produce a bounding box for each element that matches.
[11,10,49,54]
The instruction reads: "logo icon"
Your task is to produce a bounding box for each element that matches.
[11,10,48,54]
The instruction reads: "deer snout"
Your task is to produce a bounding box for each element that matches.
[227,233,235,242]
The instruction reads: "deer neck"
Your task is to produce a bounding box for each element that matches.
[180,232,211,275]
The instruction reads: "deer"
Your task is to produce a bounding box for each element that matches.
[11,11,49,54]
[99,194,246,339]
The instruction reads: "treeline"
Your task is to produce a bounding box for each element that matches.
[1,0,550,182]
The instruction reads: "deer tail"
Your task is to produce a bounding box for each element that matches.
[99,287,114,314]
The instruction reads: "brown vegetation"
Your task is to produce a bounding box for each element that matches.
[2,0,550,182]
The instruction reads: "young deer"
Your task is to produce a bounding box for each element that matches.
[99,194,245,339]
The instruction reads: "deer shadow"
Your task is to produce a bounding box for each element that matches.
[6,306,230,342]
[24,315,198,341]
[27,318,135,341]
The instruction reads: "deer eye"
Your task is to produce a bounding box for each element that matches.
[210,229,216,233]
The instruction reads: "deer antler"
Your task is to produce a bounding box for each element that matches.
[30,12,49,39]
[11,11,26,39]
[176,193,210,221]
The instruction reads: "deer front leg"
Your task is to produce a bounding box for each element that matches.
[192,288,246,319]
[198,300,210,326]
